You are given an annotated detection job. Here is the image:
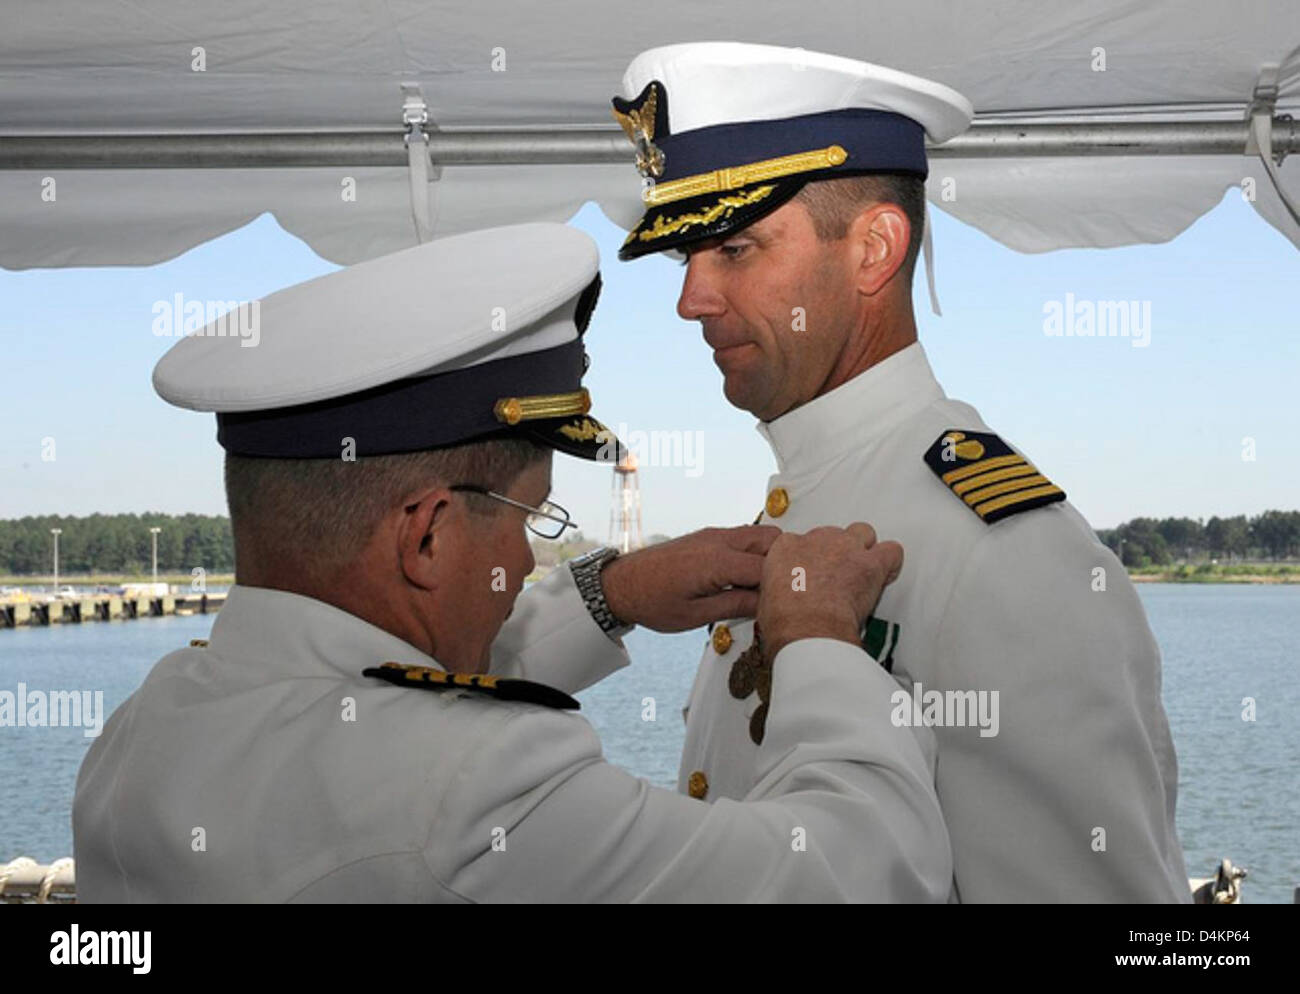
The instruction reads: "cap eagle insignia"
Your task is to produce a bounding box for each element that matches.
[612,83,666,179]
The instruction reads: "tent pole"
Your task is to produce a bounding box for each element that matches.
[0,119,1295,169]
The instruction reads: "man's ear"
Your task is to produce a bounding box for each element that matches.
[397,486,454,590]
[849,202,910,296]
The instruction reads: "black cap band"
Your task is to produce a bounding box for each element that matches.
[217,338,586,458]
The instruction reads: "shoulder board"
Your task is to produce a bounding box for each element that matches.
[923,429,1065,524]
[361,662,579,711]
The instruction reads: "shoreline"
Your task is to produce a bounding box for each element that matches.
[1129,573,1299,584]
[6,568,1297,588]
[0,573,234,587]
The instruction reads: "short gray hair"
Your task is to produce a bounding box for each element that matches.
[794,173,926,279]
[225,436,547,581]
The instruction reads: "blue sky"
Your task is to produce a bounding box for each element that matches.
[2,191,1297,539]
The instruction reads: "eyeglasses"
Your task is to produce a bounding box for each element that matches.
[449,485,578,540]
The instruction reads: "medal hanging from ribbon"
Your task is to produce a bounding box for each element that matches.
[728,621,772,745]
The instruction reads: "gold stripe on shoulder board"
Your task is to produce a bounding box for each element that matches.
[925,429,1066,525]
[361,662,578,710]
[942,452,1025,485]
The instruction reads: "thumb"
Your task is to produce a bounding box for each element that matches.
[873,541,905,585]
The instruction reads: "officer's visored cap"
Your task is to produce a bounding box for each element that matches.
[612,42,973,260]
[152,223,624,463]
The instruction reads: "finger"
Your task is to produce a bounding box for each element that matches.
[724,524,783,555]
[712,548,766,590]
[693,587,761,624]
[845,522,878,548]
[868,540,905,585]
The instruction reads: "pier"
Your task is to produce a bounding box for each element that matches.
[0,592,225,630]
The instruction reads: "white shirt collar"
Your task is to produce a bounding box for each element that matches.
[208,584,441,680]
[756,340,946,475]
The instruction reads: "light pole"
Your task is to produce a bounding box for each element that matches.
[50,527,62,593]
[149,527,161,585]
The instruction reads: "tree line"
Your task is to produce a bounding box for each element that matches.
[0,514,234,575]
[1096,511,1300,567]
[2,511,1295,575]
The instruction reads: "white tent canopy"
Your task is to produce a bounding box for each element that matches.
[2,0,1298,270]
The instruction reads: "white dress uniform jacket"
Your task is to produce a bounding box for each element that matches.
[73,564,952,902]
[677,342,1189,903]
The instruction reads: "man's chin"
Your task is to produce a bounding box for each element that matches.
[720,374,764,418]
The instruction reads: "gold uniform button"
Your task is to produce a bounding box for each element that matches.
[688,771,709,800]
[765,487,790,518]
[711,623,733,655]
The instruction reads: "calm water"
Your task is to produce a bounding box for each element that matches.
[2,584,1296,902]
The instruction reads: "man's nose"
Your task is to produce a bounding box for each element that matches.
[676,257,726,322]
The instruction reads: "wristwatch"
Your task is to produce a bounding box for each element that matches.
[568,547,635,640]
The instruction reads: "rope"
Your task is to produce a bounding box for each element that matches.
[0,856,76,903]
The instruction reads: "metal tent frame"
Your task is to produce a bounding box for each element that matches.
[2,118,1296,168]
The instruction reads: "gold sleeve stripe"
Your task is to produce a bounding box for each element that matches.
[952,462,1039,495]
[942,453,1026,485]
[974,483,1064,517]
[963,473,1050,506]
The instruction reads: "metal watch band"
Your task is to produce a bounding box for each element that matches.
[568,547,634,639]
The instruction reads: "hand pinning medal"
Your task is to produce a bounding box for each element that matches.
[727,621,773,745]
